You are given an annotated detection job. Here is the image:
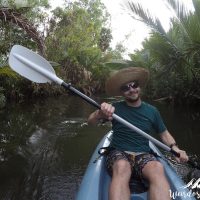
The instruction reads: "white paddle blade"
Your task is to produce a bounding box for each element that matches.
[9,45,55,83]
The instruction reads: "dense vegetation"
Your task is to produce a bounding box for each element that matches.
[1,0,200,107]
[125,0,200,105]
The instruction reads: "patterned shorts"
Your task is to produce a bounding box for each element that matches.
[105,149,158,180]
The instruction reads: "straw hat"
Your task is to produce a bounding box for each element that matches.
[105,67,149,96]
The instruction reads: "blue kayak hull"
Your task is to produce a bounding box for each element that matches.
[76,131,195,200]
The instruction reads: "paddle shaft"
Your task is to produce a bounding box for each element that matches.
[61,82,180,157]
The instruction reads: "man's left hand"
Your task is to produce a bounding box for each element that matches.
[172,146,189,163]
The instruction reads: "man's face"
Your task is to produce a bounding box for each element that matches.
[120,81,141,103]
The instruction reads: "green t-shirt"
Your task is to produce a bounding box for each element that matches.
[110,101,166,152]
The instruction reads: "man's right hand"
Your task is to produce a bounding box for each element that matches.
[100,102,115,121]
[88,102,115,125]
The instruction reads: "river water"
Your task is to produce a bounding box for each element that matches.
[0,95,200,200]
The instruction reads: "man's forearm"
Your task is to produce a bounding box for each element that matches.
[88,110,105,125]
[160,130,179,150]
[160,130,189,162]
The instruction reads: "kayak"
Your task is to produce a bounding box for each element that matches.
[76,131,195,200]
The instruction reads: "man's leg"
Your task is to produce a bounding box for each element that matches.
[142,161,170,200]
[109,159,132,200]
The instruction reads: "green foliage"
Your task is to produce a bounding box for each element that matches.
[0,0,126,103]
[45,0,109,67]
[0,65,20,79]
[0,0,59,104]
[0,66,64,102]
[0,0,49,51]
[99,27,113,52]
[44,0,116,94]
[126,0,200,104]
[0,66,28,101]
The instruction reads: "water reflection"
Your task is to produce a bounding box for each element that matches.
[0,95,109,200]
[0,95,199,200]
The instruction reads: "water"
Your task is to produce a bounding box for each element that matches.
[0,95,200,200]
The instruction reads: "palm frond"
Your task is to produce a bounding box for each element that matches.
[0,8,45,56]
[126,1,166,35]
[166,0,195,43]
[126,1,181,57]
[168,1,200,44]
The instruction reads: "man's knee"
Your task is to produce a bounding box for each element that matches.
[112,159,131,177]
[142,161,165,181]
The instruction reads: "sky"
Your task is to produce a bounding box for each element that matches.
[101,0,172,54]
[49,0,194,57]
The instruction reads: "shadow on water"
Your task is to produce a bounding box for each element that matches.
[0,95,200,199]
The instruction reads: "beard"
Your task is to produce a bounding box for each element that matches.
[123,88,142,104]
[125,94,140,103]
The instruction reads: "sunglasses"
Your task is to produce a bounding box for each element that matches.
[120,81,139,92]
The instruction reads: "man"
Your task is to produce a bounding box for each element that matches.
[88,67,189,200]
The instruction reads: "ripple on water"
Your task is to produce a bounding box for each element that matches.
[52,118,88,138]
[38,170,83,200]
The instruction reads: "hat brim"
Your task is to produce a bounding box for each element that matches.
[105,67,149,96]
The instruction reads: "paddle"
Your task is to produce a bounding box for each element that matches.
[9,45,199,170]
